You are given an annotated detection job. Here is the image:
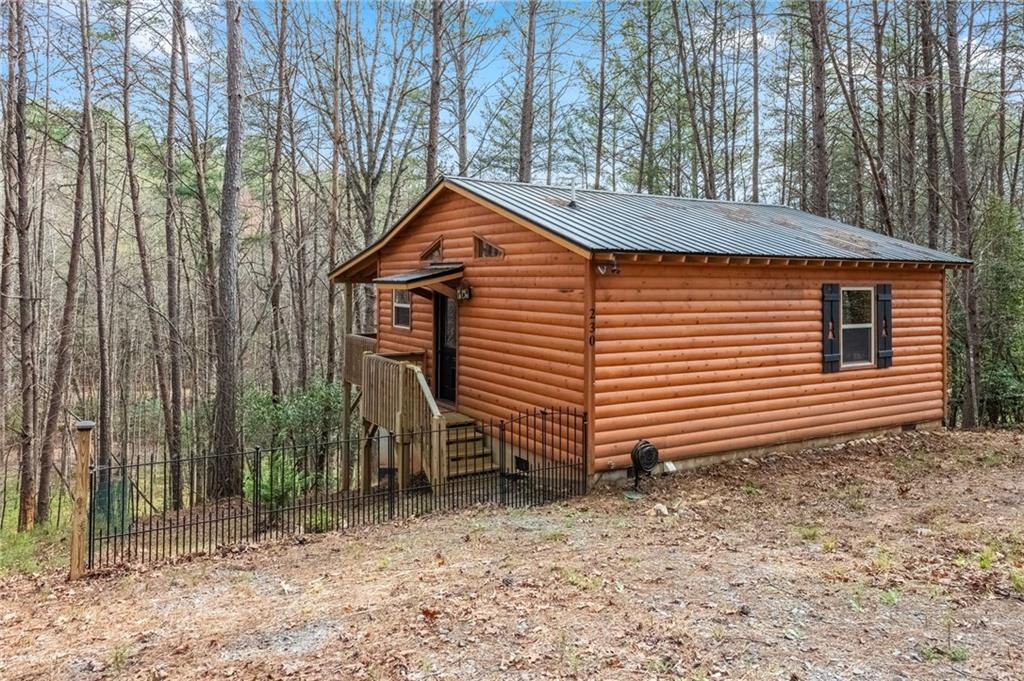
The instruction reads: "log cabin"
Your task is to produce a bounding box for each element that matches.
[329,177,969,484]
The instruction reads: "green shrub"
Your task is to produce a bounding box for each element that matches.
[241,380,344,449]
[305,509,336,534]
[245,453,310,512]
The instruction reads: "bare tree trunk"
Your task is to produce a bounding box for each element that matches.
[286,64,309,390]
[425,0,444,187]
[807,0,828,216]
[780,39,792,205]
[901,8,918,238]
[80,0,113,480]
[453,0,469,174]
[163,8,184,510]
[872,0,889,230]
[845,2,864,225]
[517,0,539,183]
[10,0,34,531]
[36,118,89,524]
[637,1,655,193]
[175,1,219,359]
[750,0,759,202]
[121,0,173,457]
[211,0,244,496]
[593,0,607,190]
[1010,102,1024,207]
[943,0,979,428]
[995,0,1008,197]
[325,0,345,383]
[544,25,556,186]
[269,0,287,400]
[825,27,896,236]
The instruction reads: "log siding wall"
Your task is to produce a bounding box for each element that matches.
[375,189,587,423]
[368,192,950,473]
[591,263,945,471]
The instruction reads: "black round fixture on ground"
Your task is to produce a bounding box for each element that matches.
[630,439,659,490]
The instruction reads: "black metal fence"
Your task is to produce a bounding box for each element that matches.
[87,407,587,568]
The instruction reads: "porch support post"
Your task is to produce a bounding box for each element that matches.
[395,366,408,491]
[341,281,353,490]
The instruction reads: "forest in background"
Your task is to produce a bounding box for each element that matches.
[1,0,1023,538]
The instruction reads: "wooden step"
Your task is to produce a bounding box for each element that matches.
[447,459,498,478]
[446,426,481,445]
[447,440,490,461]
[441,411,475,427]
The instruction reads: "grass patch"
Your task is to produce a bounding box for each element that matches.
[1008,569,1024,594]
[920,644,968,663]
[555,566,600,591]
[880,588,901,606]
[870,547,895,573]
[976,544,1000,570]
[740,482,764,497]
[542,530,569,542]
[796,524,820,541]
[557,632,582,672]
[0,520,68,576]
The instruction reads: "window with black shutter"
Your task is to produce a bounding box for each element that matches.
[822,284,841,373]
[822,282,893,372]
[875,284,893,368]
[840,287,874,366]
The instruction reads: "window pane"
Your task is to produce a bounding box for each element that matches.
[842,327,871,364]
[393,305,410,328]
[444,298,457,348]
[842,289,872,325]
[393,290,411,327]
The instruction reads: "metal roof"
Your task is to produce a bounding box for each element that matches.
[373,263,464,289]
[445,176,970,266]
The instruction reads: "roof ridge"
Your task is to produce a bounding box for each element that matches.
[444,174,789,210]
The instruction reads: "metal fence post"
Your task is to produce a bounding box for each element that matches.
[252,447,261,542]
[499,420,507,506]
[69,420,96,580]
[581,411,589,494]
[388,434,395,521]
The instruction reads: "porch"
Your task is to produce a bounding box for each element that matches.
[342,336,501,490]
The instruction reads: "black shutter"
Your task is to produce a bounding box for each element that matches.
[876,283,893,368]
[822,283,841,373]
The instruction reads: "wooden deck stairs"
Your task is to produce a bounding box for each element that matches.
[442,411,498,478]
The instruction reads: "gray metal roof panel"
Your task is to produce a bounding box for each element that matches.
[445,176,969,265]
[373,263,464,285]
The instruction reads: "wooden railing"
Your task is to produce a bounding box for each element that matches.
[343,333,377,385]
[361,353,446,487]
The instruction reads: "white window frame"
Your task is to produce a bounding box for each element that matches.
[839,286,875,368]
[392,289,412,329]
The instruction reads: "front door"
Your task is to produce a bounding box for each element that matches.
[433,294,457,403]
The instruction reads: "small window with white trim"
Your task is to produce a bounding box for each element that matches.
[392,290,411,329]
[840,287,874,366]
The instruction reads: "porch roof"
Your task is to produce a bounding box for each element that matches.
[372,263,464,290]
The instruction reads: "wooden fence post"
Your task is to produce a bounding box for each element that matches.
[68,420,96,580]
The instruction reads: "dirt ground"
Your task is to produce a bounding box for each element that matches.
[2,429,1023,680]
